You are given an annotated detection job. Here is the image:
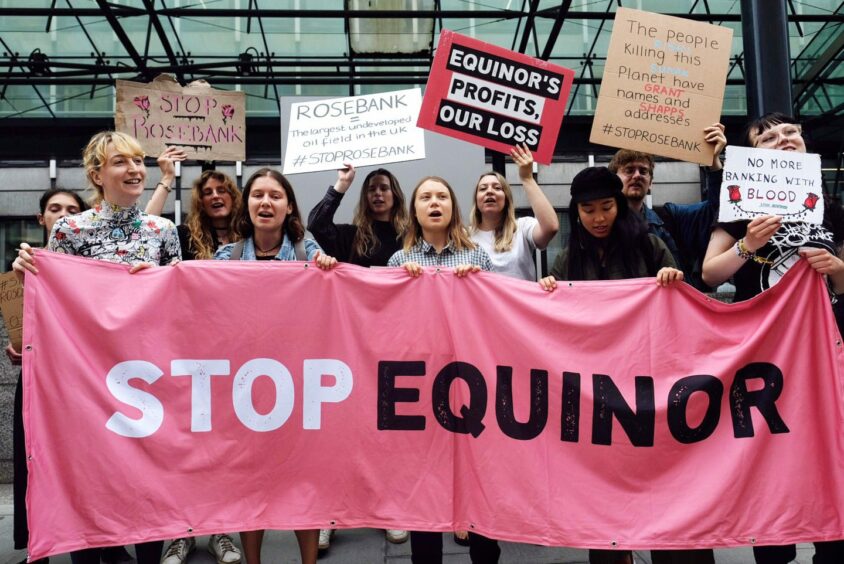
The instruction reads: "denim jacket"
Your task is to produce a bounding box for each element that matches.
[214,235,321,261]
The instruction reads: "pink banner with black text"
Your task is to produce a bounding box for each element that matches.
[22,251,844,558]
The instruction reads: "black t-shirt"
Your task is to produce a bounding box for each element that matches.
[720,203,844,302]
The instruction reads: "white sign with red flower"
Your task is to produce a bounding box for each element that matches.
[719,145,824,224]
[115,74,246,162]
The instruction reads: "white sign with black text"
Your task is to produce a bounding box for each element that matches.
[719,145,824,224]
[283,88,426,174]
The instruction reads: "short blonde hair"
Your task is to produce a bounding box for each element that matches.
[82,131,145,204]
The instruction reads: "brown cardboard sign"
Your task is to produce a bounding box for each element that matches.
[115,75,246,161]
[0,271,23,351]
[590,8,733,165]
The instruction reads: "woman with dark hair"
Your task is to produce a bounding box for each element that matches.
[13,130,181,564]
[214,167,336,564]
[541,167,682,287]
[307,164,410,550]
[5,188,87,564]
[539,167,683,564]
[702,113,844,564]
[307,163,408,267]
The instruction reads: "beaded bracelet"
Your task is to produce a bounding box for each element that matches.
[734,238,755,260]
[734,238,773,265]
[156,182,172,193]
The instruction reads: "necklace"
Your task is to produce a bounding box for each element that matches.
[254,241,282,255]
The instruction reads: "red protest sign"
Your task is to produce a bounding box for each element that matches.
[417,30,574,164]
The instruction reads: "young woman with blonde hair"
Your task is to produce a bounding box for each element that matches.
[13,130,181,564]
[469,144,558,281]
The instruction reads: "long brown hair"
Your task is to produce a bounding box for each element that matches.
[237,168,305,242]
[469,171,518,252]
[403,176,475,252]
[186,170,242,259]
[351,168,408,258]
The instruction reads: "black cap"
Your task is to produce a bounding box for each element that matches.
[570,167,623,205]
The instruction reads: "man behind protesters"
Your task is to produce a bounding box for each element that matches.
[608,124,726,291]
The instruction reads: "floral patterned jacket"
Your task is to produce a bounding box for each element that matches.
[48,200,181,266]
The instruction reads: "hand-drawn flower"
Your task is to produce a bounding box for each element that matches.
[133,95,150,118]
[728,185,742,203]
[222,104,235,124]
[804,192,820,211]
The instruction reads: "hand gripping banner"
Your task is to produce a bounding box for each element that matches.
[22,251,844,558]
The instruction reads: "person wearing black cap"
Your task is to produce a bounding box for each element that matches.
[540,168,712,564]
[540,166,683,286]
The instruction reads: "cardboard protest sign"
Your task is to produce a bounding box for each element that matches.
[115,75,246,161]
[719,146,824,224]
[0,271,23,350]
[282,88,425,174]
[417,30,575,165]
[590,8,733,165]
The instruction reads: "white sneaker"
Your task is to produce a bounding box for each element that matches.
[161,538,195,564]
[385,529,409,544]
[318,529,335,551]
[207,534,241,564]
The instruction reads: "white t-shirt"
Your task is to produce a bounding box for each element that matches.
[471,216,539,281]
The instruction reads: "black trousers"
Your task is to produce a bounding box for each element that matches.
[754,541,844,564]
[70,543,163,564]
[410,531,500,564]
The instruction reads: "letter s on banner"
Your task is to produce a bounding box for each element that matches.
[232,358,295,432]
[105,360,165,438]
[302,359,353,429]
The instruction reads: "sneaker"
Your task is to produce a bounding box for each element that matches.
[161,538,195,564]
[385,529,408,544]
[207,534,241,564]
[318,529,335,551]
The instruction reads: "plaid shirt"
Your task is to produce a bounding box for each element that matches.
[388,239,492,271]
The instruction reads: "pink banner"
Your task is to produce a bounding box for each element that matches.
[22,251,844,558]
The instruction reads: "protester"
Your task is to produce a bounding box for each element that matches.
[702,112,844,564]
[607,124,727,290]
[306,163,410,551]
[539,166,685,564]
[308,164,408,268]
[5,189,87,564]
[459,144,558,561]
[12,131,181,564]
[214,167,337,564]
[469,144,558,280]
[147,171,244,564]
[148,169,242,261]
[387,176,490,564]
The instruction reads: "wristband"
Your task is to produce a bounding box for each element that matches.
[156,182,172,193]
[735,238,755,260]
[735,238,772,265]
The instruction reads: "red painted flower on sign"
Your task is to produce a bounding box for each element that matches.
[133,96,150,118]
[804,193,820,211]
[728,185,741,203]
[222,104,235,124]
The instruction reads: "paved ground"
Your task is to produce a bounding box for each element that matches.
[0,485,817,564]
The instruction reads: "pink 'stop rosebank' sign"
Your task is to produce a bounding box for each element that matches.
[417,30,574,164]
[115,74,246,162]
